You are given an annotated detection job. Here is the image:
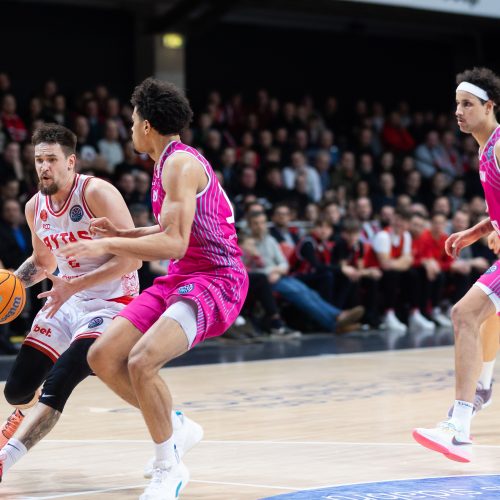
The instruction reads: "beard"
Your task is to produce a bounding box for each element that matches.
[38,180,59,195]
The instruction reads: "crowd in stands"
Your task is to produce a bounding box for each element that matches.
[0,71,496,349]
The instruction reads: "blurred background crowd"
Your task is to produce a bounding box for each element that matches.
[0,71,496,350]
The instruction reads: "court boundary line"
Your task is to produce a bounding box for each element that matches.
[18,478,300,499]
[42,438,500,449]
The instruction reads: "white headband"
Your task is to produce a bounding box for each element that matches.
[456,81,490,101]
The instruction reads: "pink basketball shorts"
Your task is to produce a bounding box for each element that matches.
[475,260,500,314]
[118,270,249,347]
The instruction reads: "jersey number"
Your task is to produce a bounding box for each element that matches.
[219,185,235,224]
[68,258,80,269]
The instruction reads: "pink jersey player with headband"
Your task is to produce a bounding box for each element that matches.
[475,125,500,301]
[413,69,500,465]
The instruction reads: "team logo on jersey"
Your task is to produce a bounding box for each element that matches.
[40,209,48,221]
[487,145,494,160]
[486,265,497,274]
[70,205,84,222]
[88,317,104,329]
[178,284,194,294]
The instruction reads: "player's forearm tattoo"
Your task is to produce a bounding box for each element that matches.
[15,260,40,288]
[22,409,61,450]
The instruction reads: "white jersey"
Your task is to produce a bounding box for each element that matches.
[33,173,139,302]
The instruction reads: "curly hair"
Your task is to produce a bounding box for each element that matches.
[131,77,193,135]
[456,67,500,106]
[31,123,77,157]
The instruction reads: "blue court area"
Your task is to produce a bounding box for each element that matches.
[263,475,500,499]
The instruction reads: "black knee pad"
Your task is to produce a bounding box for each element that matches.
[4,345,53,406]
[39,338,94,413]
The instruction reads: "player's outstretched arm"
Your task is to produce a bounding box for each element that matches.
[60,155,199,261]
[14,196,57,288]
[89,217,161,238]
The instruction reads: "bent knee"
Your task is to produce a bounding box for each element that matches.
[87,342,105,373]
[451,303,480,334]
[4,380,38,407]
[127,351,159,381]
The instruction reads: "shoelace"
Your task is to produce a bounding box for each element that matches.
[437,420,459,433]
[474,393,486,412]
[145,467,171,491]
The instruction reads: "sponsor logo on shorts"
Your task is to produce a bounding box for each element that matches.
[70,205,84,222]
[486,265,497,274]
[178,284,194,294]
[33,324,52,337]
[88,317,104,329]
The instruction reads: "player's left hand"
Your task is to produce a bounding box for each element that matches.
[38,271,78,318]
[58,239,109,260]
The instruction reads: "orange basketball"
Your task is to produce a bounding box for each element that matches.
[0,270,26,324]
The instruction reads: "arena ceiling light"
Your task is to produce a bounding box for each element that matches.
[162,33,184,49]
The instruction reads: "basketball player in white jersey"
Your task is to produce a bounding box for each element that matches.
[0,123,140,479]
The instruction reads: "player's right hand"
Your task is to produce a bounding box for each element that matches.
[445,229,477,258]
[89,217,119,238]
[488,231,500,255]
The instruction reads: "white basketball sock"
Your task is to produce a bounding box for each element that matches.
[478,360,495,390]
[451,400,474,436]
[154,435,179,466]
[1,438,27,473]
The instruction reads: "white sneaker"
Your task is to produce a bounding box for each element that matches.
[409,310,436,332]
[144,411,203,479]
[431,308,452,328]
[382,310,407,333]
[140,459,189,500]
[412,420,472,463]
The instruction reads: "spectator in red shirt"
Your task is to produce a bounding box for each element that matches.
[1,94,27,143]
[410,213,451,328]
[293,218,335,304]
[381,111,415,154]
[366,208,416,332]
[421,211,470,319]
[332,218,382,327]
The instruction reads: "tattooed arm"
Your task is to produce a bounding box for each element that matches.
[14,196,57,288]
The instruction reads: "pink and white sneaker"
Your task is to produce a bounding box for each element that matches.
[412,420,472,463]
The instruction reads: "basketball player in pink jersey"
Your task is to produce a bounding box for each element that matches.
[60,78,249,499]
[0,123,142,481]
[413,67,500,463]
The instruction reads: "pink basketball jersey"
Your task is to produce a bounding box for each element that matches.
[479,126,500,234]
[151,141,243,275]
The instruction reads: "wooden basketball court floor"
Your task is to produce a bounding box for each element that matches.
[1,344,500,499]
